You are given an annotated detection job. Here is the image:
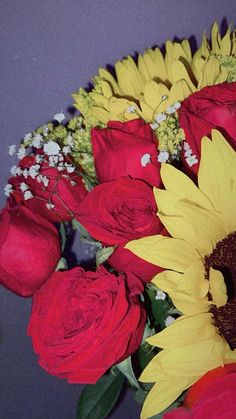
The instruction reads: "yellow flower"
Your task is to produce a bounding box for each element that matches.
[126,130,236,418]
[72,23,236,126]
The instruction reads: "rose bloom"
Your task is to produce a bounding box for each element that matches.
[108,244,164,284]
[179,81,236,175]
[76,177,162,245]
[0,206,60,297]
[9,153,87,222]
[92,119,161,187]
[28,266,146,384]
[164,364,236,418]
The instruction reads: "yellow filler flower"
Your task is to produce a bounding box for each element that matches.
[126,130,236,418]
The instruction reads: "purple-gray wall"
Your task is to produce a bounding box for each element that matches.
[0,1,235,418]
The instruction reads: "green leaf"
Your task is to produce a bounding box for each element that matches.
[96,246,115,267]
[55,257,68,271]
[59,222,67,252]
[116,356,140,389]
[76,370,125,419]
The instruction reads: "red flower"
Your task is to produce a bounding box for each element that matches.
[179,82,236,175]
[76,177,162,245]
[164,364,236,418]
[28,266,146,384]
[108,245,163,284]
[0,206,60,297]
[92,119,161,187]
[8,153,87,222]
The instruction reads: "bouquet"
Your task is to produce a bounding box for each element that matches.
[1,22,236,418]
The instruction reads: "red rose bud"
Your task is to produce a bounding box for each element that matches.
[8,152,88,223]
[0,206,61,297]
[76,177,162,245]
[179,81,236,176]
[92,119,161,187]
[28,266,146,384]
[164,364,236,419]
[108,245,163,283]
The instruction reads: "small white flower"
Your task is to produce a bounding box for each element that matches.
[184,148,193,158]
[29,164,40,179]
[65,163,75,173]
[162,95,167,100]
[58,153,64,162]
[141,153,151,167]
[173,101,181,110]
[67,135,74,147]
[150,122,159,131]
[70,180,77,186]
[4,183,13,197]
[23,169,29,178]
[10,165,18,176]
[42,176,49,187]
[17,147,26,160]
[53,112,65,123]
[44,141,60,156]
[183,142,191,151]
[46,202,55,210]
[24,133,32,141]
[57,163,64,171]
[24,190,33,200]
[8,145,17,156]
[36,174,43,183]
[164,315,175,327]
[19,182,29,192]
[166,105,176,114]
[186,155,198,167]
[35,154,43,164]
[15,167,22,176]
[62,146,71,155]
[32,134,42,148]
[155,290,166,300]
[127,105,136,113]
[43,127,49,136]
[158,150,169,163]
[155,113,166,123]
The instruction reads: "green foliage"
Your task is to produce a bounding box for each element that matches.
[116,356,140,389]
[96,246,115,267]
[76,369,125,419]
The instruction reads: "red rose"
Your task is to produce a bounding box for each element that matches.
[28,266,146,384]
[164,364,236,418]
[92,119,161,187]
[8,153,87,222]
[76,177,162,245]
[108,245,163,283]
[179,82,236,175]
[0,206,60,297]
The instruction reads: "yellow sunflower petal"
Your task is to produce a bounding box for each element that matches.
[140,379,192,419]
[146,313,215,348]
[126,235,199,272]
[152,270,182,294]
[209,267,227,308]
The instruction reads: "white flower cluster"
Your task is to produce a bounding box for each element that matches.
[150,102,181,131]
[183,142,198,167]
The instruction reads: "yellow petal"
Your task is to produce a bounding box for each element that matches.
[178,262,208,299]
[140,379,192,419]
[126,235,199,272]
[146,313,215,348]
[172,293,210,315]
[157,164,213,210]
[152,270,182,294]
[198,56,221,88]
[209,268,227,308]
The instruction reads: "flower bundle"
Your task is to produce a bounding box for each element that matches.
[1,22,236,418]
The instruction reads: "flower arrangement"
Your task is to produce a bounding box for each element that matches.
[1,22,236,418]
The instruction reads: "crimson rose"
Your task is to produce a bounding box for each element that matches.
[76,177,162,245]
[28,266,146,384]
[92,119,161,187]
[8,153,87,222]
[0,206,60,297]
[108,245,163,283]
[179,81,236,175]
[164,364,236,418]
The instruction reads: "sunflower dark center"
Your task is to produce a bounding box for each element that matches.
[204,231,236,349]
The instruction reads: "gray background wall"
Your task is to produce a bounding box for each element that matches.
[0,1,236,418]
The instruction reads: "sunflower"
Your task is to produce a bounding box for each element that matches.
[126,130,236,418]
[73,23,236,126]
